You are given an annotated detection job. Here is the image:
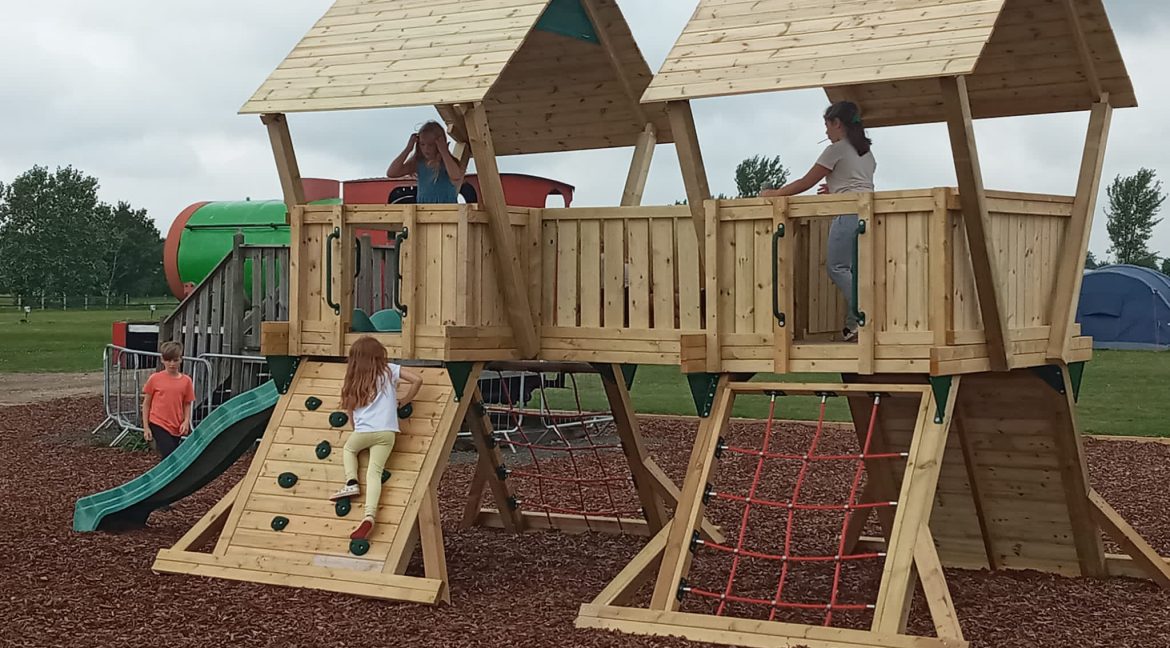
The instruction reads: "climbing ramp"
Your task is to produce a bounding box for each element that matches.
[153,360,477,603]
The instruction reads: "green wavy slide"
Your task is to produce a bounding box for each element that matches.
[73,381,279,532]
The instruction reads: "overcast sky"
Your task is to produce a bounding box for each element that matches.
[2,1,1169,259]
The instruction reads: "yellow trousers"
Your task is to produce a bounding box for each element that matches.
[342,430,397,518]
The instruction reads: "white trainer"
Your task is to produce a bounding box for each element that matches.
[329,483,360,501]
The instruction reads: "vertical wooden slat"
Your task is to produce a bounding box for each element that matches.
[873,213,888,334]
[753,218,771,335]
[456,209,471,326]
[356,235,373,315]
[556,220,580,327]
[603,220,625,328]
[580,220,602,328]
[287,207,302,354]
[716,217,736,360]
[704,203,722,371]
[733,219,754,334]
[929,189,954,346]
[677,219,701,330]
[650,219,675,330]
[250,248,262,351]
[279,247,290,319]
[857,195,876,374]
[542,220,558,327]
[425,222,443,327]
[906,212,929,331]
[208,263,222,355]
[441,222,458,325]
[773,199,792,374]
[401,205,417,358]
[627,219,650,329]
[527,209,543,326]
[885,214,906,331]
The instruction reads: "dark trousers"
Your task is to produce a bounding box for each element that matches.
[149,423,183,459]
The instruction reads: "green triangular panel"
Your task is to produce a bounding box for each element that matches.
[535,0,599,43]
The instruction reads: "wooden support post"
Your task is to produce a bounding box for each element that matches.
[401,204,417,358]
[463,388,526,533]
[259,113,305,217]
[872,379,959,634]
[1048,367,1108,577]
[1046,100,1112,360]
[464,103,540,358]
[913,526,964,642]
[622,124,657,206]
[418,489,450,604]
[598,364,668,534]
[650,376,732,611]
[929,188,954,347]
[590,521,673,607]
[668,100,710,271]
[228,232,247,397]
[287,206,303,355]
[385,362,486,572]
[939,76,1009,372]
[953,413,998,570]
[461,461,491,529]
[1089,488,1170,590]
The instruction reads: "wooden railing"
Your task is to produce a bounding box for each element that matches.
[279,192,1091,376]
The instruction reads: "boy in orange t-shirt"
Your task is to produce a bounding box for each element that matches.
[141,341,195,459]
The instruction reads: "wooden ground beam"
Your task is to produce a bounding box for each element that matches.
[1088,489,1170,590]
[939,76,1008,372]
[170,481,241,552]
[464,102,539,357]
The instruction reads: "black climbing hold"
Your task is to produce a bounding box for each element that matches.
[315,441,332,460]
[335,497,351,517]
[507,495,521,511]
[329,411,349,428]
[278,472,298,488]
[271,516,289,531]
[398,402,413,419]
[349,539,370,556]
[381,469,392,484]
[688,529,702,553]
[305,396,322,411]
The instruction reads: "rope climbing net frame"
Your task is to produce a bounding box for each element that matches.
[678,389,904,626]
[470,367,644,534]
[578,379,968,648]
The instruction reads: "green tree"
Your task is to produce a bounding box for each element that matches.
[735,155,789,197]
[1105,168,1165,266]
[1085,250,1100,270]
[0,166,107,299]
[1161,257,1170,276]
[98,201,166,296]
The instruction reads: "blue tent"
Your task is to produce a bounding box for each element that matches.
[1076,264,1170,350]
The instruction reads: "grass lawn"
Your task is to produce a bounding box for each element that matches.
[0,308,166,372]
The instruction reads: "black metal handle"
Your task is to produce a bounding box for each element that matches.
[326,227,341,315]
[392,227,409,317]
[354,237,362,278]
[772,222,786,327]
[851,219,867,327]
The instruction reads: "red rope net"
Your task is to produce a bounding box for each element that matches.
[480,369,642,533]
[680,391,903,627]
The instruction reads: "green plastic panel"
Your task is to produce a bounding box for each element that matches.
[535,0,599,43]
[73,381,280,532]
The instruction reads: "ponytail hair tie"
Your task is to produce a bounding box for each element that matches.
[852,113,862,124]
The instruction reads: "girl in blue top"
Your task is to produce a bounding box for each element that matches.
[386,121,466,203]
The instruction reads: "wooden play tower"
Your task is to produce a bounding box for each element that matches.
[155,1,1170,647]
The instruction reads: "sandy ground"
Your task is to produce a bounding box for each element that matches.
[0,372,103,406]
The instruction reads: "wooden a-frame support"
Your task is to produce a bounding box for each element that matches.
[462,363,723,542]
[579,379,968,648]
[153,362,487,604]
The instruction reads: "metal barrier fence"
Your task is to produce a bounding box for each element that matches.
[199,353,272,406]
[91,345,214,447]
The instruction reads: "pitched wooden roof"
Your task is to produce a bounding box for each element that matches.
[240,0,671,154]
[642,0,1136,126]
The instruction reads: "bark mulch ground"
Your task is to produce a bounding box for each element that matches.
[2,397,1169,648]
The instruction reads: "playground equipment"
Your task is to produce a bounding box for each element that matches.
[146,0,1169,646]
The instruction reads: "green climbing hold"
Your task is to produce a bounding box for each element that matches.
[277,472,298,488]
[315,441,332,460]
[335,497,351,517]
[381,469,392,484]
[305,396,322,411]
[398,403,413,419]
[350,538,370,556]
[271,516,289,531]
[329,411,349,428]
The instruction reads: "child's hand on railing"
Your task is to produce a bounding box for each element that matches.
[817,183,830,195]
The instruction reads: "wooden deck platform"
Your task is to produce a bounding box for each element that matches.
[274,189,1091,376]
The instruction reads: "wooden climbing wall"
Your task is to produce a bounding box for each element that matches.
[154,361,463,602]
[849,369,1099,577]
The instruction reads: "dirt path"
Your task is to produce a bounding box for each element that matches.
[0,372,103,406]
